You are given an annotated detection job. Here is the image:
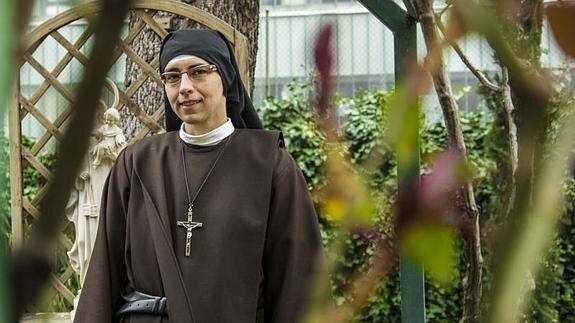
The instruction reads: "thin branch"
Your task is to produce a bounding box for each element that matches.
[417,1,484,321]
[434,12,502,92]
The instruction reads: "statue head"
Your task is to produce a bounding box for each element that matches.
[103,108,120,125]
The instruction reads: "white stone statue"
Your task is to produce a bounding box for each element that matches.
[66,106,126,281]
[91,108,127,168]
[66,79,124,319]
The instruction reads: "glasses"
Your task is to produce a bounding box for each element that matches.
[161,64,218,85]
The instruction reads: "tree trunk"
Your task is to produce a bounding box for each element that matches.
[507,0,546,224]
[416,1,483,322]
[122,0,260,139]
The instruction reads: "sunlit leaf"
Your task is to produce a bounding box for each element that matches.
[317,143,377,227]
[400,223,457,285]
[323,197,346,222]
[386,88,420,168]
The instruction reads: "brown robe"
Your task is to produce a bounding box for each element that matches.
[74,129,322,323]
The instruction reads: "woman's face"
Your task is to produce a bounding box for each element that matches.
[163,56,227,135]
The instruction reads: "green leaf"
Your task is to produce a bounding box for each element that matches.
[400,223,457,285]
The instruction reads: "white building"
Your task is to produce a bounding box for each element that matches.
[256,0,571,110]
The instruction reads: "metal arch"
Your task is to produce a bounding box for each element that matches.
[356,1,425,323]
[359,0,417,33]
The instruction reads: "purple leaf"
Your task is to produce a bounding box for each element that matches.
[313,25,334,118]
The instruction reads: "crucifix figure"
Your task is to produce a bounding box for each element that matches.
[177,204,203,256]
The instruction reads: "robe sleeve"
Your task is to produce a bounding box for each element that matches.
[73,148,131,323]
[263,148,323,323]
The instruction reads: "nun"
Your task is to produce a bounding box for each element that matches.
[73,29,322,323]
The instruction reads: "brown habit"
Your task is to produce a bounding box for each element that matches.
[74,129,322,323]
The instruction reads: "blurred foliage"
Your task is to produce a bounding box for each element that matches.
[1,136,79,312]
[258,79,575,322]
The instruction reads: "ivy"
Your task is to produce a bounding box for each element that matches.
[258,81,326,191]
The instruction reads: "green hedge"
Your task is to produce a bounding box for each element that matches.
[258,80,575,322]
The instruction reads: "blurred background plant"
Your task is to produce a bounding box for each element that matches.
[258,76,575,321]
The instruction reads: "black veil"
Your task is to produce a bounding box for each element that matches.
[159,29,262,132]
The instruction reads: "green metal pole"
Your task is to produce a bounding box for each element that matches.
[399,256,425,322]
[394,17,425,323]
[357,1,425,322]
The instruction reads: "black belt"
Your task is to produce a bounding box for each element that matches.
[116,290,168,316]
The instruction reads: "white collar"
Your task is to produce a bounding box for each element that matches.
[179,119,235,146]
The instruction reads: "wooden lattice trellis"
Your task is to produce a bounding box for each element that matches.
[10,0,250,311]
